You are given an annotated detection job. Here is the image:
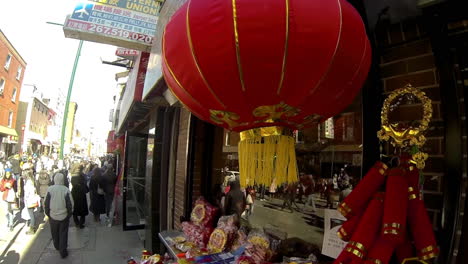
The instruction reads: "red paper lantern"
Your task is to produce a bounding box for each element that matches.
[162,0,371,132]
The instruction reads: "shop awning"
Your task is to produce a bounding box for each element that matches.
[0,126,18,137]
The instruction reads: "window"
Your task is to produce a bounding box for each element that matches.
[0,78,5,95]
[4,54,12,70]
[16,66,22,80]
[8,112,13,128]
[11,87,17,102]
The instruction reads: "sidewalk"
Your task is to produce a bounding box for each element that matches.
[0,212,144,264]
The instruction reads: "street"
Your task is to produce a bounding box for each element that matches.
[0,196,143,264]
[248,195,327,249]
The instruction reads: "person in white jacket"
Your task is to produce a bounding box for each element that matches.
[44,173,73,259]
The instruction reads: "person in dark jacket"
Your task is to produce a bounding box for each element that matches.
[70,166,88,228]
[45,173,73,259]
[224,180,246,219]
[101,164,116,223]
[88,167,106,222]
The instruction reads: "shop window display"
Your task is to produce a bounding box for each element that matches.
[208,94,365,261]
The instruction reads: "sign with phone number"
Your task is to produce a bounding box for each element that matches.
[66,19,153,44]
[63,0,158,51]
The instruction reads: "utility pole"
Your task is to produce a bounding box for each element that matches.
[60,40,83,159]
[47,22,83,159]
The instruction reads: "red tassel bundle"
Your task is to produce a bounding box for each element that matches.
[363,238,395,264]
[338,162,388,218]
[382,168,408,245]
[334,194,384,264]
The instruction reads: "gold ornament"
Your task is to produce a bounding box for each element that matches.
[377,84,432,169]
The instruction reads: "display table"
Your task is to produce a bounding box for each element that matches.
[158,230,185,259]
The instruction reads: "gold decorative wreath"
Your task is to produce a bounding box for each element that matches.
[377,84,432,169]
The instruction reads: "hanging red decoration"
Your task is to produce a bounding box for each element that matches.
[162,0,371,187]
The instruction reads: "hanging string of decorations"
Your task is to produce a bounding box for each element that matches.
[335,84,438,264]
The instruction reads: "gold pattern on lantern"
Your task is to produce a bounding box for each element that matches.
[209,110,242,129]
[253,102,300,123]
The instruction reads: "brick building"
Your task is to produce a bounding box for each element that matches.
[0,29,26,157]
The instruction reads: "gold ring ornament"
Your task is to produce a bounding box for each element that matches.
[377,84,432,169]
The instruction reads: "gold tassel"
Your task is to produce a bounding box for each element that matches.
[238,126,298,188]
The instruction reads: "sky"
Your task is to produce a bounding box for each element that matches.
[0,0,121,142]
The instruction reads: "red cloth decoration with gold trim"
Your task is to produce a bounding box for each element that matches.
[162,0,371,132]
[333,160,439,264]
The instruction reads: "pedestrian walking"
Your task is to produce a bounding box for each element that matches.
[23,170,40,235]
[0,169,17,231]
[37,169,50,211]
[224,180,246,219]
[89,167,106,222]
[44,173,73,259]
[101,164,116,224]
[70,164,89,228]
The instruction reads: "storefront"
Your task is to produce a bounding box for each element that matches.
[120,0,468,263]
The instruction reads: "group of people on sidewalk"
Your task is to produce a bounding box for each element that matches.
[0,153,118,259]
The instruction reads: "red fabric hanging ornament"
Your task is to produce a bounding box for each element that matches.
[382,167,408,245]
[162,0,371,188]
[338,162,387,218]
[363,237,395,264]
[408,197,439,260]
[395,237,416,263]
[334,193,384,264]
[337,209,364,241]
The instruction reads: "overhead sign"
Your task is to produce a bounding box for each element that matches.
[63,0,161,52]
[116,47,139,57]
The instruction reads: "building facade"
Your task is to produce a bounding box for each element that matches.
[0,29,26,157]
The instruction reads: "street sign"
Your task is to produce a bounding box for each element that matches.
[63,0,162,52]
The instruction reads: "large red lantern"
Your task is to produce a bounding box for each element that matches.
[163,0,371,187]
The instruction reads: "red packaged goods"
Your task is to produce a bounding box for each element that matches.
[245,230,272,263]
[382,168,408,245]
[236,256,255,264]
[338,162,387,218]
[231,230,248,251]
[208,215,239,253]
[191,197,220,228]
[181,221,213,248]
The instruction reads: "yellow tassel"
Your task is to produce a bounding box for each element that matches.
[238,127,298,188]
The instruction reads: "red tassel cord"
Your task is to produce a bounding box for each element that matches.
[338,162,388,219]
